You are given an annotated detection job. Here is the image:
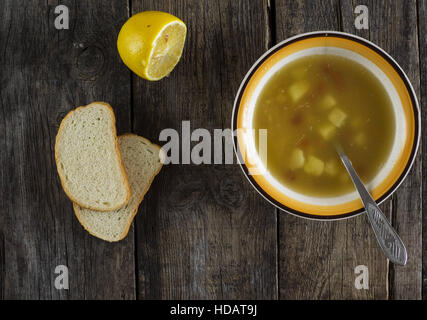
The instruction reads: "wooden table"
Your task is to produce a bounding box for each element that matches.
[0,0,425,300]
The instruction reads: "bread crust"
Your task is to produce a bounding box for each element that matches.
[55,102,131,212]
[73,133,164,242]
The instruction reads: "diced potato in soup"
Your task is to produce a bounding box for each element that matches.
[304,155,324,176]
[318,123,336,140]
[253,54,394,197]
[288,80,309,102]
[289,148,305,170]
[319,94,336,110]
[328,108,347,127]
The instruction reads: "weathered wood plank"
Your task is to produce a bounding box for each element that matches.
[132,0,277,299]
[343,0,421,300]
[417,0,427,300]
[0,0,135,299]
[378,0,422,301]
[276,0,389,299]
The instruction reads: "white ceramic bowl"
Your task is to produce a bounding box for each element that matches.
[232,31,420,220]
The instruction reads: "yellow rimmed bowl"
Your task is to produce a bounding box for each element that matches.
[231,31,420,220]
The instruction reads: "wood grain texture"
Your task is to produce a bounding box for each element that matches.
[341,0,422,300]
[131,0,277,299]
[343,0,421,300]
[417,0,427,300]
[0,0,135,299]
[379,0,422,301]
[276,0,389,299]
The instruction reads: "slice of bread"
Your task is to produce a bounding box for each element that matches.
[55,102,131,211]
[74,134,164,242]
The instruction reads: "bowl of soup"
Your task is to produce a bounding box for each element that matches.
[232,31,420,219]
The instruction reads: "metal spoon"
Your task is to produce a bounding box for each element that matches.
[335,144,407,266]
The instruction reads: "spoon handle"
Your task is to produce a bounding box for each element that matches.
[338,152,408,266]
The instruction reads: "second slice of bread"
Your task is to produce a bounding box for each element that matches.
[74,134,164,242]
[55,102,131,211]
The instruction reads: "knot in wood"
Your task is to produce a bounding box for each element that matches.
[76,45,104,79]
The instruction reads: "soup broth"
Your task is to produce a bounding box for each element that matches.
[253,54,395,197]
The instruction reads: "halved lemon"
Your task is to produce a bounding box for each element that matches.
[117,11,187,81]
